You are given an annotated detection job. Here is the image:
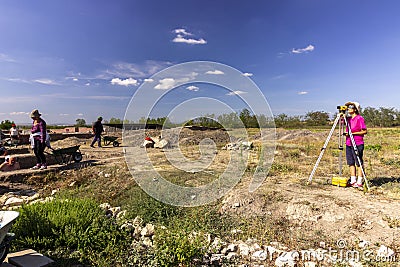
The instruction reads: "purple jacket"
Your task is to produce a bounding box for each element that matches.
[31,119,47,143]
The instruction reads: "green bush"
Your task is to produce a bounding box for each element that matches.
[11,198,130,265]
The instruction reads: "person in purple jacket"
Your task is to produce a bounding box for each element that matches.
[30,109,47,169]
[345,101,367,188]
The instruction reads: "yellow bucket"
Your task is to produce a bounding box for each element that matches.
[332,176,349,187]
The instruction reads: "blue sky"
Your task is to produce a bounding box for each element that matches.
[1,0,400,124]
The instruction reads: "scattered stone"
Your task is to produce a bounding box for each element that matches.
[304,262,317,267]
[99,203,111,210]
[231,229,243,234]
[358,240,370,249]
[238,243,250,256]
[26,193,40,202]
[4,197,24,207]
[226,252,238,261]
[210,254,224,265]
[69,181,77,187]
[227,243,238,252]
[275,251,298,267]
[252,250,267,261]
[142,237,153,247]
[141,224,155,237]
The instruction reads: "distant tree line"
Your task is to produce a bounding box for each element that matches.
[68,106,400,130]
[274,107,400,128]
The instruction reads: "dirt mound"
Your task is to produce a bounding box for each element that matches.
[51,137,87,148]
[273,129,326,142]
[124,127,231,147]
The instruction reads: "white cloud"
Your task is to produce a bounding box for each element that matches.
[205,70,224,75]
[243,72,253,77]
[4,78,31,84]
[173,35,207,45]
[186,85,199,91]
[10,111,29,115]
[0,53,16,63]
[73,78,78,81]
[60,113,70,116]
[174,28,192,36]
[226,90,247,96]
[111,77,139,86]
[154,75,193,90]
[77,113,84,116]
[292,44,315,54]
[85,82,91,86]
[100,60,172,79]
[298,91,308,95]
[172,28,207,45]
[144,78,154,83]
[154,78,177,90]
[34,78,58,85]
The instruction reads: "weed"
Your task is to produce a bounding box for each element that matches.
[12,198,131,266]
[365,144,382,152]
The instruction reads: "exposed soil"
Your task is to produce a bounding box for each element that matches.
[2,128,400,253]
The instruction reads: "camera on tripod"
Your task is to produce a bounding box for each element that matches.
[337,105,348,114]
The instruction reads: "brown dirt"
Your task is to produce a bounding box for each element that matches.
[3,128,400,251]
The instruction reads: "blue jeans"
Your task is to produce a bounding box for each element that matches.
[91,134,102,147]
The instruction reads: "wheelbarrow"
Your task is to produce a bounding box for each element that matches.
[2,138,19,148]
[50,145,83,164]
[103,136,120,147]
[0,211,19,263]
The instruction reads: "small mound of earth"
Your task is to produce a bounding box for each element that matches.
[272,129,327,142]
[51,137,88,148]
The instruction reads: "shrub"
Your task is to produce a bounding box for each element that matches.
[11,198,130,265]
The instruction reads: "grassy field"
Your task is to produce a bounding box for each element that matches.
[8,127,400,266]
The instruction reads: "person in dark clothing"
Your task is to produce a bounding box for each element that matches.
[30,109,47,169]
[91,116,104,148]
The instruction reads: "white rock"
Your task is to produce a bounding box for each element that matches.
[227,243,238,252]
[226,252,238,260]
[99,203,111,210]
[141,224,155,237]
[154,139,169,149]
[109,206,121,217]
[142,237,153,247]
[4,197,24,206]
[120,222,134,231]
[358,240,370,249]
[104,173,111,178]
[116,210,127,220]
[211,237,226,253]
[275,251,298,267]
[348,259,363,267]
[304,262,317,267]
[51,189,59,195]
[252,250,267,261]
[269,242,288,250]
[230,229,243,234]
[26,193,41,202]
[210,254,224,264]
[238,243,250,256]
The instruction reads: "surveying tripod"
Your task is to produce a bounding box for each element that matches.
[307,106,369,190]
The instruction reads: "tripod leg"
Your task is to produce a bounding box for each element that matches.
[307,114,341,185]
[344,119,370,190]
[338,118,345,176]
